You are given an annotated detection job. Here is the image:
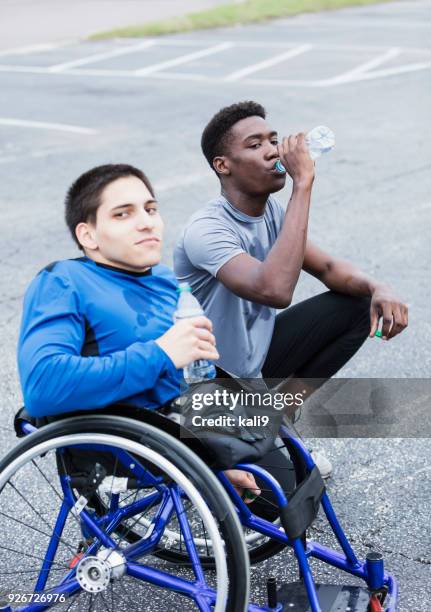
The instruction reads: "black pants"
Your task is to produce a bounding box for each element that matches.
[263,290,371,380]
[249,291,371,519]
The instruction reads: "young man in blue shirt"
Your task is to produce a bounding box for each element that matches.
[174,101,409,478]
[18,163,263,501]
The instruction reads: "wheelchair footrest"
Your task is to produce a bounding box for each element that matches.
[277,582,373,611]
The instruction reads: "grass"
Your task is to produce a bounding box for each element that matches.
[91,0,396,39]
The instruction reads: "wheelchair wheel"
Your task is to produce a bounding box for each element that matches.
[106,492,286,567]
[141,433,309,568]
[0,416,249,611]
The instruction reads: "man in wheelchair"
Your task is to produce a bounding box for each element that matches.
[0,163,397,611]
[17,163,271,502]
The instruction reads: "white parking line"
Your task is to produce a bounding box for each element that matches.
[323,47,402,85]
[0,65,54,74]
[341,59,431,83]
[47,40,157,73]
[224,44,312,81]
[61,67,139,78]
[151,71,213,82]
[0,41,430,87]
[0,118,98,135]
[0,42,69,58]
[245,77,327,88]
[139,39,431,54]
[135,42,234,75]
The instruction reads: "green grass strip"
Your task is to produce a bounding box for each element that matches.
[91,0,396,39]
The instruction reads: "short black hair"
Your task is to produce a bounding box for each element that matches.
[65,164,154,250]
[201,101,266,172]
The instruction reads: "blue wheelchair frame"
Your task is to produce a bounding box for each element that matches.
[12,420,398,612]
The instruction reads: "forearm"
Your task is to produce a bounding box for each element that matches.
[20,341,176,417]
[258,182,313,305]
[322,259,389,297]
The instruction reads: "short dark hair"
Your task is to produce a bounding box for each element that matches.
[65,164,154,249]
[201,101,266,172]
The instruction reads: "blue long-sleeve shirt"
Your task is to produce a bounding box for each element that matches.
[18,257,182,417]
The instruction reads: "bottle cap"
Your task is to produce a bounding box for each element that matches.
[274,160,286,173]
[178,282,192,293]
[375,330,382,338]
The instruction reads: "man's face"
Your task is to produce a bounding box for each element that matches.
[221,115,286,195]
[80,175,164,272]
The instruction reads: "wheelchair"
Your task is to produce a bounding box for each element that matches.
[0,405,398,611]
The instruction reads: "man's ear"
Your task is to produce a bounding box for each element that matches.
[213,156,231,176]
[75,222,98,252]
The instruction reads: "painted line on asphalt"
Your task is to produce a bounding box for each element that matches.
[110,38,431,55]
[245,76,327,87]
[0,64,62,74]
[224,44,312,82]
[0,118,98,135]
[2,60,431,87]
[322,47,402,86]
[150,71,214,81]
[0,42,70,58]
[135,41,234,75]
[245,55,431,86]
[47,40,157,72]
[0,41,430,86]
[335,60,431,84]
[0,39,429,62]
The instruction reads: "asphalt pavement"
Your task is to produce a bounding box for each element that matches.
[0,1,430,609]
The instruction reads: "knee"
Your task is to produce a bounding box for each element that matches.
[352,294,371,314]
[348,295,371,333]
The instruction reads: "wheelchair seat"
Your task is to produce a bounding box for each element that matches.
[14,400,281,470]
[14,404,212,459]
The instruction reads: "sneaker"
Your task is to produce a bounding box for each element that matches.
[310,450,333,479]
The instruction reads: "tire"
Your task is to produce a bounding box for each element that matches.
[0,415,250,612]
[145,432,309,568]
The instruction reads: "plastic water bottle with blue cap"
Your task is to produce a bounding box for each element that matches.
[274,125,335,173]
[174,282,217,383]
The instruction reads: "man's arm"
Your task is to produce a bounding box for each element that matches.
[19,308,176,418]
[303,240,408,340]
[18,272,217,417]
[217,134,315,308]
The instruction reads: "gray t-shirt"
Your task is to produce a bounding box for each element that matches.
[173,195,285,377]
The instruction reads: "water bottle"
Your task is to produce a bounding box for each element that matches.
[306,125,335,160]
[174,282,217,384]
[274,125,335,172]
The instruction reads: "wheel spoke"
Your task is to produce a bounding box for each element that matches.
[0,509,77,555]
[7,481,63,536]
[0,567,68,576]
[0,543,69,570]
